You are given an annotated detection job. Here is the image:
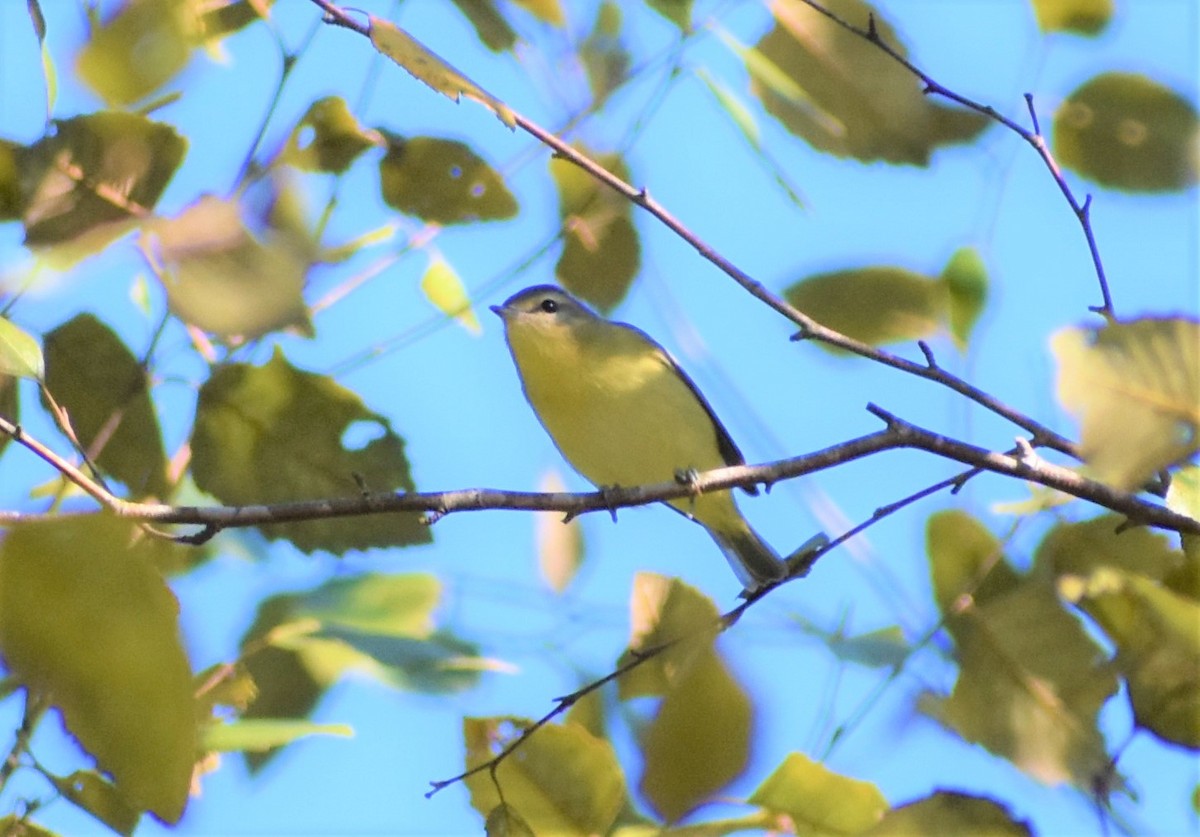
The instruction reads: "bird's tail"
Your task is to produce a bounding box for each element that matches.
[709,522,786,594]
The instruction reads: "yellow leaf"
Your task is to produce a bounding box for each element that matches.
[421,257,481,334]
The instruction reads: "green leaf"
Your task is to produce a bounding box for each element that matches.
[536,471,585,593]
[450,0,517,52]
[645,0,692,30]
[1054,72,1199,192]
[198,0,275,41]
[202,719,352,752]
[940,246,989,351]
[0,317,44,380]
[0,373,18,460]
[785,266,948,351]
[320,627,489,694]
[580,3,629,104]
[369,16,517,128]
[1052,317,1200,490]
[237,646,323,773]
[750,752,888,833]
[927,511,1117,786]
[49,770,141,836]
[696,67,760,147]
[0,515,196,823]
[76,0,197,106]
[43,314,169,498]
[379,133,517,225]
[19,112,186,249]
[1034,514,1186,586]
[0,814,58,837]
[639,648,753,823]
[511,0,563,26]
[0,138,21,221]
[1062,568,1200,749]
[485,803,536,837]
[617,573,720,699]
[145,187,313,341]
[464,717,626,836]
[422,256,482,334]
[1166,465,1200,522]
[865,791,1031,836]
[550,147,640,313]
[288,573,441,637]
[1030,0,1112,35]
[191,349,429,552]
[748,0,988,165]
[282,96,380,174]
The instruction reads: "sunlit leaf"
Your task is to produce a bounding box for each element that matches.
[1167,466,1200,523]
[283,95,380,174]
[1054,72,1198,192]
[195,661,258,718]
[202,719,353,752]
[1062,568,1200,749]
[1031,0,1112,35]
[639,648,752,823]
[379,133,517,225]
[785,266,947,351]
[512,0,563,26]
[0,317,44,380]
[1053,317,1200,490]
[43,314,169,498]
[422,256,482,334]
[865,791,1031,836]
[20,112,186,249]
[191,349,429,552]
[550,147,640,312]
[1034,514,1186,586]
[199,0,275,40]
[485,803,537,837]
[749,0,988,164]
[145,185,314,341]
[0,515,196,822]
[369,17,517,127]
[76,0,198,106]
[617,573,720,699]
[536,470,585,593]
[927,515,1116,785]
[288,573,441,638]
[0,814,57,837]
[464,717,626,836]
[750,752,888,833]
[941,246,988,351]
[48,770,141,836]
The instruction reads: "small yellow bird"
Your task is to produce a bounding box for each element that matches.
[491,285,786,592]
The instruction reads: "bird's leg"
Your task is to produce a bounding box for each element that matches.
[673,467,703,519]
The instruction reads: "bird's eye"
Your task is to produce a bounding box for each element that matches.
[539,298,558,313]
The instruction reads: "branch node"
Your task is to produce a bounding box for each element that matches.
[917,340,938,369]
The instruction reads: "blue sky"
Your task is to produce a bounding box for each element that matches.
[0,1,1197,834]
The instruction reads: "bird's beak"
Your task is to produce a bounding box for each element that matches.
[489,304,507,319]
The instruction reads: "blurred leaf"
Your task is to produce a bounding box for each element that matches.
[464,717,626,836]
[750,752,887,832]
[581,3,629,104]
[27,0,46,40]
[697,67,760,147]
[1053,317,1199,490]
[1167,466,1200,522]
[639,648,752,823]
[926,521,1116,786]
[0,138,21,220]
[237,645,323,773]
[282,96,379,174]
[485,803,536,837]
[369,17,517,128]
[536,470,585,593]
[785,266,947,351]
[564,688,606,740]
[191,348,429,552]
[76,0,197,106]
[0,317,44,380]
[145,185,314,341]
[1054,72,1198,192]
[48,770,141,836]
[450,0,516,52]
[512,0,563,25]
[1030,0,1112,35]
[422,256,482,334]
[0,374,17,460]
[1063,569,1200,749]
[202,719,352,752]
[749,0,988,164]
[19,112,186,249]
[0,814,57,837]
[199,0,275,40]
[43,314,169,498]
[941,246,988,351]
[617,573,720,699]
[379,132,517,225]
[195,661,258,718]
[826,625,911,669]
[1034,514,1185,586]
[865,791,1031,836]
[287,573,441,637]
[550,147,640,312]
[0,515,196,822]
[322,627,490,694]
[646,0,692,30]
